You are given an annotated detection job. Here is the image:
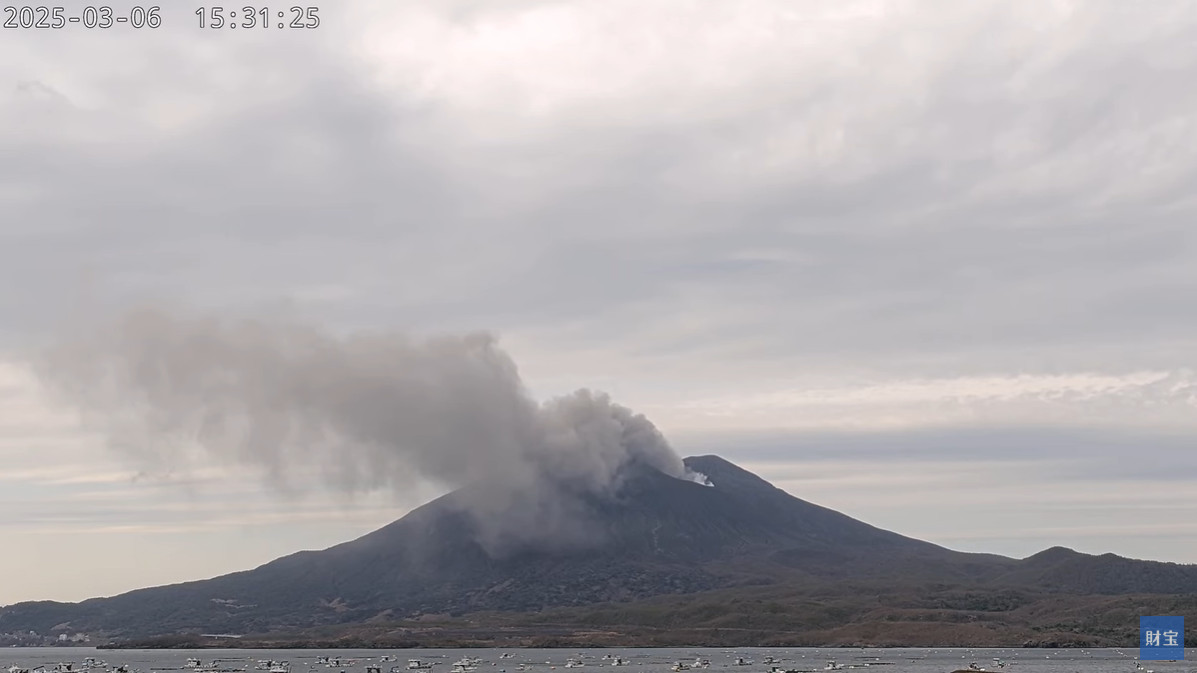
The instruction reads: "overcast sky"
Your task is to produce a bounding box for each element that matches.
[3,0,1197,606]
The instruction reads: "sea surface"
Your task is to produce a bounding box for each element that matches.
[2,648,1194,673]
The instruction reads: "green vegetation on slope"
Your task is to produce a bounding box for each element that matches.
[104,583,1197,649]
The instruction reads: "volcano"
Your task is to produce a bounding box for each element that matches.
[3,455,1196,644]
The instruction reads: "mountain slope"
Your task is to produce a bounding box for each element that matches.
[996,545,1197,593]
[1,455,1194,641]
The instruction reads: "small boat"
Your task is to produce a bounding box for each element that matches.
[762,658,778,666]
[565,661,584,669]
[732,660,752,667]
[609,660,628,668]
[826,663,844,671]
[670,665,690,672]
[408,662,435,671]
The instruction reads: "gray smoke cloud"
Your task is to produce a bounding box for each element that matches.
[33,306,709,553]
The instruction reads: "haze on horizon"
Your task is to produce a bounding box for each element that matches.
[3,0,1197,607]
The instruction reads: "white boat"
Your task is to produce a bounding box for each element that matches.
[565,661,584,669]
[762,658,778,666]
[826,663,844,671]
[733,659,752,667]
[610,659,628,667]
[670,665,690,672]
[692,660,709,670]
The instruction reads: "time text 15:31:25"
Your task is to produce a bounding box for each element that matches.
[195,6,319,29]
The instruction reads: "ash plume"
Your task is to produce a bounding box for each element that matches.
[33,307,708,553]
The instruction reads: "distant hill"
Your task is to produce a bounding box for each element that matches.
[3,455,1196,646]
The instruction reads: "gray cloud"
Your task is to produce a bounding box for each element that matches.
[4,0,1197,592]
[32,306,705,554]
[677,424,1197,483]
[3,1,1197,378]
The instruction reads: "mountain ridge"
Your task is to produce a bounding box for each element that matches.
[2,454,1194,646]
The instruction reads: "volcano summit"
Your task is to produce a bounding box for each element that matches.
[11,310,1197,647]
[4,453,1197,646]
